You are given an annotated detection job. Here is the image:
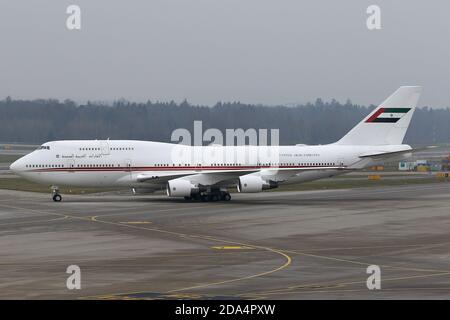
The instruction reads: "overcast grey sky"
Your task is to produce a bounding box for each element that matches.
[0,0,449,107]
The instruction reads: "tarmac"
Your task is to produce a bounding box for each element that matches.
[1,183,450,299]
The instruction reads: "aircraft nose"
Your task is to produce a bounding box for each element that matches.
[9,160,19,172]
[10,155,30,176]
[9,157,26,174]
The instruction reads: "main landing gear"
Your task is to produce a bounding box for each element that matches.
[184,191,231,202]
[51,186,62,202]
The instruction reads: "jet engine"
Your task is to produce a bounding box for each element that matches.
[166,179,199,197]
[237,176,278,193]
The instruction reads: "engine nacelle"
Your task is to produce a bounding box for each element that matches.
[237,176,278,193]
[166,179,198,197]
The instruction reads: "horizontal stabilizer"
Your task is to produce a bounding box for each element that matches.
[359,146,437,160]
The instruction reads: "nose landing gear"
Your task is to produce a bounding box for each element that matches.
[51,186,62,202]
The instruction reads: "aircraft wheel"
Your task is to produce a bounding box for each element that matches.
[52,194,62,202]
[222,193,231,201]
[210,194,219,202]
[184,196,192,201]
[201,195,209,202]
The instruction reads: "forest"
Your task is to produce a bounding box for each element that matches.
[0,97,448,145]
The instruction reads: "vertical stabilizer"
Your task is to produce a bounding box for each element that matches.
[336,86,422,145]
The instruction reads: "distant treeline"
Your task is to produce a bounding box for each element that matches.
[0,97,449,145]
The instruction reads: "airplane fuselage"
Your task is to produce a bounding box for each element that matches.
[10,140,409,189]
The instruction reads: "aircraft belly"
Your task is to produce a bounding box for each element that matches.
[24,171,128,187]
[283,169,342,184]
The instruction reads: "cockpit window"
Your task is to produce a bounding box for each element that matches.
[37,145,50,150]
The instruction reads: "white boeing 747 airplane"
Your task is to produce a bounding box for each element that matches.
[10,86,422,202]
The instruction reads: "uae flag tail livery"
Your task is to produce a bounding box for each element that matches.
[365,107,411,123]
[336,86,422,146]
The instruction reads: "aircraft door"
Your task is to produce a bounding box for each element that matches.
[336,157,345,167]
[125,159,133,179]
[124,159,132,177]
[66,159,75,171]
[125,159,132,170]
[100,141,110,155]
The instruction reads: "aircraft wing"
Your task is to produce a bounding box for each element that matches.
[135,166,344,186]
[135,169,260,183]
